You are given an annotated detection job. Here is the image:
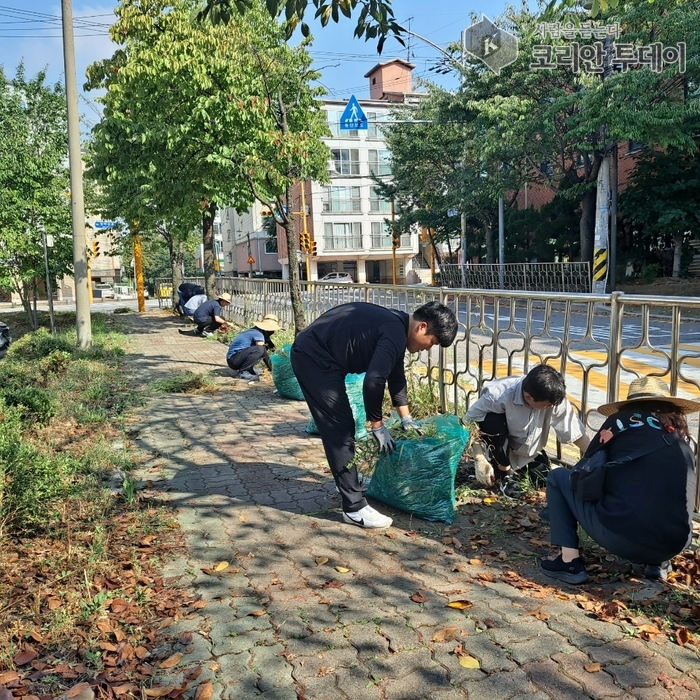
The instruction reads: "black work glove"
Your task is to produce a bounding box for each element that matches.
[371,424,396,455]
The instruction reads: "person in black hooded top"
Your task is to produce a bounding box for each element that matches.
[540,376,698,585]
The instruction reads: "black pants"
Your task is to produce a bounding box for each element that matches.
[290,345,366,513]
[227,345,269,373]
[478,412,511,468]
[196,319,222,334]
[546,467,667,564]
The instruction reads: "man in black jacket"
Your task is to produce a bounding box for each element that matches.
[176,282,205,316]
[291,301,458,529]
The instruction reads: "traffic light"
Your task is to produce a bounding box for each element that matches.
[92,240,100,257]
[300,232,310,251]
[310,241,317,256]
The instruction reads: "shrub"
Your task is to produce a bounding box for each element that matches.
[8,328,73,361]
[0,386,56,423]
[151,370,217,394]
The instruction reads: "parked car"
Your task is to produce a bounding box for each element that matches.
[93,283,115,299]
[320,272,354,283]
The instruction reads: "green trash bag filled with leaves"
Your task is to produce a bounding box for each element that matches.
[366,414,469,523]
[306,373,368,440]
[270,345,304,401]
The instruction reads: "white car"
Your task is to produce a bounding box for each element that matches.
[93,283,115,299]
[320,272,354,283]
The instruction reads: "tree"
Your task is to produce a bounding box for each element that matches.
[620,146,700,277]
[87,0,329,332]
[0,65,74,329]
[198,0,403,53]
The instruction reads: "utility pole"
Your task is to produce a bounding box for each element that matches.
[300,182,311,282]
[132,226,146,312]
[391,196,397,285]
[61,0,91,346]
[247,232,253,277]
[610,143,618,291]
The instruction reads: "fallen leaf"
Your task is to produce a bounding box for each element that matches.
[111,684,138,696]
[66,684,93,699]
[194,680,214,700]
[248,610,266,617]
[110,598,129,614]
[0,671,19,684]
[498,551,508,560]
[584,663,602,673]
[477,573,496,583]
[410,592,428,604]
[191,600,208,610]
[335,566,350,573]
[321,580,344,589]
[468,559,482,566]
[158,653,183,669]
[13,646,37,666]
[179,632,193,645]
[214,561,229,572]
[315,557,329,566]
[483,497,497,504]
[384,531,397,539]
[134,646,149,660]
[46,597,62,610]
[447,600,473,610]
[483,618,495,629]
[432,627,460,643]
[139,535,156,546]
[637,624,661,640]
[144,688,176,698]
[675,627,691,647]
[452,565,468,572]
[318,598,331,604]
[0,689,11,700]
[458,655,480,669]
[477,539,489,546]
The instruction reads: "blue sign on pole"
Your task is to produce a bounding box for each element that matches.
[339,95,368,130]
[94,221,117,230]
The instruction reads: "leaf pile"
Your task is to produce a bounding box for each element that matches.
[0,503,211,697]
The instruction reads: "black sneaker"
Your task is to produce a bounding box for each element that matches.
[540,555,589,584]
[644,561,672,581]
[526,451,552,486]
[497,470,524,498]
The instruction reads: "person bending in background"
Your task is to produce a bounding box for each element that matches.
[226,314,280,381]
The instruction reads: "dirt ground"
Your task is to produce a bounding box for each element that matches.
[618,278,700,298]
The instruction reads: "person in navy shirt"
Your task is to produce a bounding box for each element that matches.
[227,314,280,381]
[192,293,231,335]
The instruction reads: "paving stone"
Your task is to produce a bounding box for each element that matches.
[345,622,391,660]
[378,617,424,652]
[295,676,340,700]
[216,652,259,699]
[366,647,436,681]
[335,665,383,700]
[584,640,654,666]
[546,615,607,648]
[249,643,295,692]
[382,667,453,700]
[508,633,576,664]
[290,647,360,680]
[461,668,533,700]
[552,650,626,698]
[284,629,351,657]
[654,641,700,673]
[524,659,590,700]
[627,688,672,700]
[487,618,552,646]
[605,655,681,690]
[458,633,518,673]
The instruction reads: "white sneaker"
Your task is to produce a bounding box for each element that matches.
[343,505,392,529]
[237,370,259,382]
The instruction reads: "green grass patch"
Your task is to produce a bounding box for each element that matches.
[150,370,218,394]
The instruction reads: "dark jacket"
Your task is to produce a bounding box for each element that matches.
[193,299,222,325]
[293,302,409,422]
[178,282,205,302]
[588,410,695,561]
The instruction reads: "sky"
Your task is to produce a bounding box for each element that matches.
[0,0,539,131]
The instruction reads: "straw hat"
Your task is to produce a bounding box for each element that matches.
[255,313,280,333]
[217,292,232,303]
[597,376,700,416]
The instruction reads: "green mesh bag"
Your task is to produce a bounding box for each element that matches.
[306,373,368,440]
[270,345,304,401]
[366,414,469,523]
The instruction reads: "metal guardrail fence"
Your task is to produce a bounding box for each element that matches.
[158,277,700,509]
[439,262,591,293]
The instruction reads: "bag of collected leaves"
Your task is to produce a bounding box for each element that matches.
[270,345,305,401]
[306,373,368,440]
[366,414,469,523]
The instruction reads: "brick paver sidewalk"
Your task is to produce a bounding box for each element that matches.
[121,312,700,700]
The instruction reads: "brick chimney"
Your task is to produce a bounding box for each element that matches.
[364,58,415,101]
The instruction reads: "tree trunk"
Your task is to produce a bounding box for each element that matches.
[19,280,37,330]
[171,241,185,309]
[202,200,218,296]
[579,188,596,266]
[673,232,683,278]
[284,188,306,334]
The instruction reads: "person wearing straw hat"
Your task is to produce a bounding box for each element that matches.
[540,376,699,585]
[226,314,281,381]
[190,292,231,336]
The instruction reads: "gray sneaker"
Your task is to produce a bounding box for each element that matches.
[237,370,260,382]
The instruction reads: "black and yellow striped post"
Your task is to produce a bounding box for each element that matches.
[593,248,608,282]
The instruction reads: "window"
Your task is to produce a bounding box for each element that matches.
[369,149,391,176]
[366,111,388,139]
[369,187,392,213]
[327,110,358,138]
[331,149,360,175]
[265,238,278,254]
[323,186,362,213]
[323,222,362,250]
[628,140,645,154]
[227,252,233,263]
[371,221,392,248]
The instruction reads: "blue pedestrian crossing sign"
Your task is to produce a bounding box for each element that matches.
[339,95,368,130]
